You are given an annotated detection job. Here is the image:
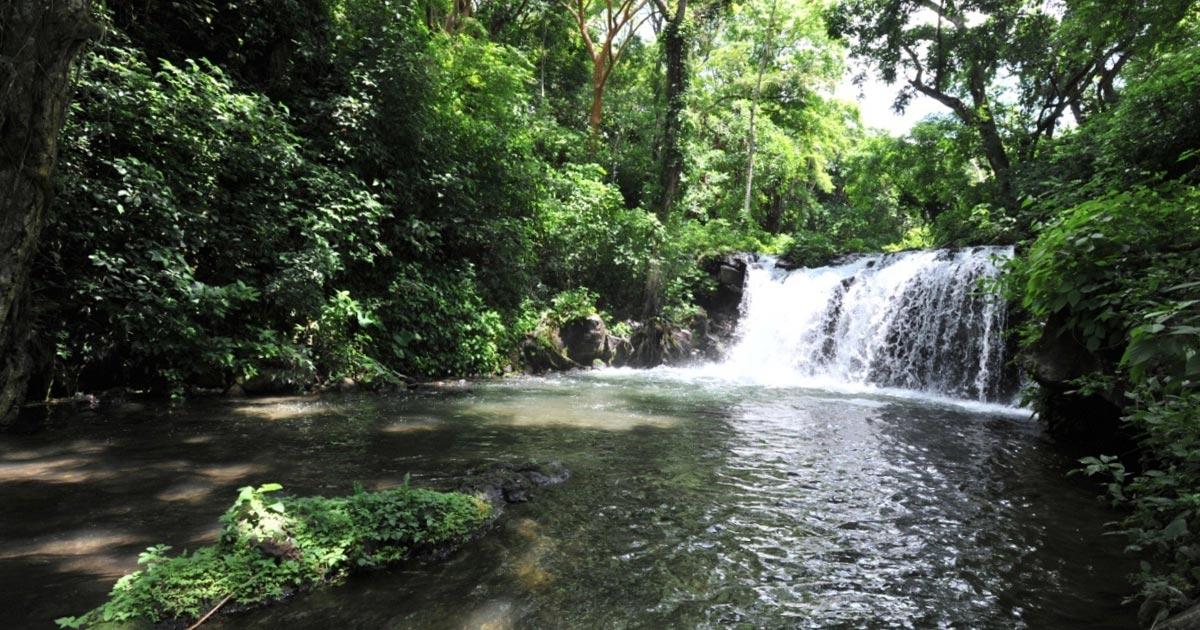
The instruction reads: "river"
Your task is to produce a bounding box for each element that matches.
[1,371,1134,628]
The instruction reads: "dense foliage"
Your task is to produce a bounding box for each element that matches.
[56,483,492,628]
[1000,14,1200,624]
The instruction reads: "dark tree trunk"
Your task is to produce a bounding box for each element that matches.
[974,109,1015,211]
[0,0,98,425]
[656,0,688,221]
[966,67,1016,212]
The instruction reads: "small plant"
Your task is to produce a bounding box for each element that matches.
[547,288,599,327]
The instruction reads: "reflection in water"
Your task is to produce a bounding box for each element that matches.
[0,371,1134,629]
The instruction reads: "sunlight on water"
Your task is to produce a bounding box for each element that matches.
[1,374,1133,629]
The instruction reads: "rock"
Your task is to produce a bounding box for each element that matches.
[717,264,744,292]
[1160,601,1200,629]
[191,370,228,390]
[696,254,749,354]
[256,537,302,561]
[610,335,634,367]
[224,383,246,398]
[336,377,357,393]
[560,315,614,366]
[626,320,692,368]
[520,335,580,373]
[459,461,571,510]
[1022,312,1127,449]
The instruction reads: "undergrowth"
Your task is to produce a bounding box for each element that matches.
[56,483,493,628]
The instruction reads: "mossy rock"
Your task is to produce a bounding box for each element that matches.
[57,483,493,628]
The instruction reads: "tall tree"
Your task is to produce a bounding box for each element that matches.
[0,0,98,425]
[741,0,779,217]
[651,0,689,219]
[562,0,653,136]
[686,0,846,228]
[830,0,1196,211]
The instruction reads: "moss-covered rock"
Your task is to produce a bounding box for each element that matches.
[56,483,493,628]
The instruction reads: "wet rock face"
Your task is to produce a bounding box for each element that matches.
[1023,312,1128,449]
[624,320,693,368]
[459,461,571,509]
[694,254,749,361]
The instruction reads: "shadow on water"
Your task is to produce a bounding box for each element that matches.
[0,375,1137,629]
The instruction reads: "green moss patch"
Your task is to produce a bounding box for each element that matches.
[57,483,493,628]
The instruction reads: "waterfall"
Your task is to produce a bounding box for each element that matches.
[720,247,1017,403]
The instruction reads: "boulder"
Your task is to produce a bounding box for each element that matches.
[560,315,614,365]
[1160,601,1200,629]
[696,254,749,353]
[717,263,744,292]
[1022,312,1127,448]
[520,334,580,373]
[610,334,634,367]
[626,320,693,368]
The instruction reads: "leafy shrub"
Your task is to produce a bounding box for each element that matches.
[1017,183,1200,354]
[1020,181,1200,622]
[43,41,384,393]
[1080,390,1200,625]
[380,264,507,377]
[536,164,659,316]
[932,202,1016,247]
[547,288,600,327]
[782,231,840,267]
[309,292,398,385]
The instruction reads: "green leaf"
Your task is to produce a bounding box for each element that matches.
[1163,516,1189,541]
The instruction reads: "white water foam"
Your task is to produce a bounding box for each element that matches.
[618,247,1020,409]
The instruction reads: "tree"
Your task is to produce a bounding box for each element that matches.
[741,0,779,217]
[650,0,689,218]
[0,0,98,425]
[561,0,653,136]
[829,0,1195,212]
[684,0,847,230]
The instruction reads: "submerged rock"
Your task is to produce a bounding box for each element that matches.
[459,461,571,509]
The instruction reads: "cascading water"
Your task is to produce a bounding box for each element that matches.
[719,247,1017,402]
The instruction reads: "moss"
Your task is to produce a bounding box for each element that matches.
[56,483,493,628]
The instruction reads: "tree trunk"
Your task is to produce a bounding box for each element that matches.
[589,75,605,137]
[742,0,778,218]
[974,111,1015,211]
[0,0,98,425]
[655,0,688,221]
[966,66,1016,211]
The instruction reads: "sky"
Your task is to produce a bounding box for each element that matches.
[835,70,945,136]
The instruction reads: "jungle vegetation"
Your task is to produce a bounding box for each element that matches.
[1,0,1198,622]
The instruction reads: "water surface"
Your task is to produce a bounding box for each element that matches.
[0,370,1134,628]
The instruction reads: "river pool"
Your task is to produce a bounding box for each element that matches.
[0,369,1135,628]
